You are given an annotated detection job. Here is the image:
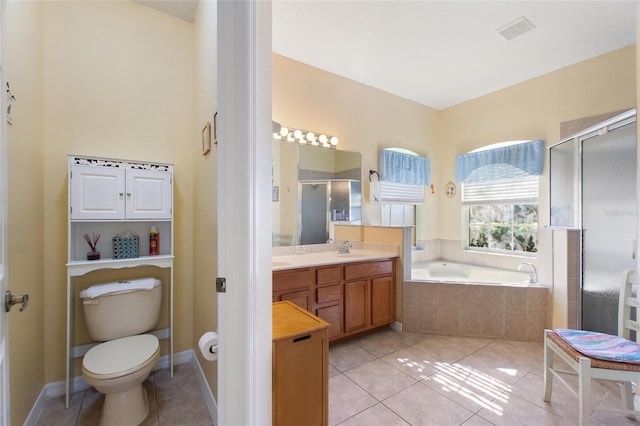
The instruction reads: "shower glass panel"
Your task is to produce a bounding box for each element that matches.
[550,139,577,227]
[582,121,637,334]
[300,182,329,245]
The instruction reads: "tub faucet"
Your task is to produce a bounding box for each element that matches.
[518,262,538,283]
[338,240,352,254]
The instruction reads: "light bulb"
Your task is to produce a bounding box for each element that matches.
[330,136,339,146]
[318,134,328,144]
[279,126,289,137]
[293,129,303,139]
[306,132,316,143]
[287,134,295,142]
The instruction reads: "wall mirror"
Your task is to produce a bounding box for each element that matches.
[272,139,362,246]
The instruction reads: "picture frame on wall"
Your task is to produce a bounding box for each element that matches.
[272,186,279,202]
[202,121,211,155]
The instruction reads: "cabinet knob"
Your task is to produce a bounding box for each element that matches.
[119,192,124,197]
[126,192,132,197]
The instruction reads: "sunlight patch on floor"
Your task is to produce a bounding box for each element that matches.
[426,361,514,415]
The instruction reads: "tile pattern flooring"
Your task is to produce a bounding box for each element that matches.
[328,327,640,426]
[34,361,213,426]
[33,327,640,425]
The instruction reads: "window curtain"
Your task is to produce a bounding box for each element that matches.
[379,149,431,186]
[455,139,544,183]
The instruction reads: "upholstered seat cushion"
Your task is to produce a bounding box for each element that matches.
[553,329,640,366]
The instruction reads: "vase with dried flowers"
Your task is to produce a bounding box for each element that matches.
[84,233,101,260]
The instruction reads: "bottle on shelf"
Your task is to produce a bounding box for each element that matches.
[149,225,159,256]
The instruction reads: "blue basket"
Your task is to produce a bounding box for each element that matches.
[112,235,139,259]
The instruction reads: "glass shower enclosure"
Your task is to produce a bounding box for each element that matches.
[550,110,637,334]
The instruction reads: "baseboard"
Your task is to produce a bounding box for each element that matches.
[192,352,218,425]
[390,321,403,333]
[22,348,196,426]
[23,386,48,426]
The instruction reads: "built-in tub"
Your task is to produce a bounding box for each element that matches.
[404,260,547,341]
[410,260,532,285]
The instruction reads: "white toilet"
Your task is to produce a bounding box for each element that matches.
[80,278,162,426]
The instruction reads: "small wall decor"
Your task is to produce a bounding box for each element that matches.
[202,121,211,156]
[445,181,456,198]
[272,186,279,202]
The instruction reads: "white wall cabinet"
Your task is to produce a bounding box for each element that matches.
[70,164,172,220]
[65,155,174,408]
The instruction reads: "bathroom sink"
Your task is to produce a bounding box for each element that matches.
[272,261,292,268]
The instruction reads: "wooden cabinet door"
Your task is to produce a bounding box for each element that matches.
[315,304,341,339]
[278,290,312,312]
[70,165,125,220]
[344,280,369,334]
[371,276,394,326]
[125,169,172,219]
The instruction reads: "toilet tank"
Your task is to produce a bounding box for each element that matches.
[80,278,162,342]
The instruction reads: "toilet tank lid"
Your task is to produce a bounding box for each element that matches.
[80,278,161,299]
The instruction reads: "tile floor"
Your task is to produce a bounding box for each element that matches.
[34,361,213,426]
[32,327,640,426]
[328,327,640,426]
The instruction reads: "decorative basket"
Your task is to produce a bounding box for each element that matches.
[112,235,139,259]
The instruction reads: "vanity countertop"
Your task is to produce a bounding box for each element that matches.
[272,249,397,271]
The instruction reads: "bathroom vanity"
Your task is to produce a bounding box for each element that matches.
[272,251,397,341]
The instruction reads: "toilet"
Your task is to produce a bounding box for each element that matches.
[80,278,162,426]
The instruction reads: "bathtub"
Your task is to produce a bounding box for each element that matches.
[404,260,547,340]
[410,260,532,286]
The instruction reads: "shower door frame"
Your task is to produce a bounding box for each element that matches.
[549,108,637,330]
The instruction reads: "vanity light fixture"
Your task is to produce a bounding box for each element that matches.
[273,125,339,149]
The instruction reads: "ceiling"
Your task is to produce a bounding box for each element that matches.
[140,0,637,110]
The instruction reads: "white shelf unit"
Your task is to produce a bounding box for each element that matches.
[65,155,174,408]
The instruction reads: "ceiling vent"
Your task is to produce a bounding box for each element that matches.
[496,16,536,41]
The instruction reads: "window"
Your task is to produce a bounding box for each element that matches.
[381,204,417,246]
[463,175,538,253]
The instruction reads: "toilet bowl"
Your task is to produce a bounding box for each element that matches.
[82,334,160,426]
[80,278,162,426]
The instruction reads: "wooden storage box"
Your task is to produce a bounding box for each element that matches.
[272,301,329,426]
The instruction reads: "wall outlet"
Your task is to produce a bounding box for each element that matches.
[295,245,306,254]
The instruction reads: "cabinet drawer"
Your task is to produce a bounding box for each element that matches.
[317,266,341,285]
[316,284,340,304]
[344,260,393,281]
[273,269,314,293]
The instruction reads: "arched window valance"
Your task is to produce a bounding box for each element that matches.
[455,139,544,184]
[379,148,431,186]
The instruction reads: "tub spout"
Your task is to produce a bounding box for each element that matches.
[517,262,537,283]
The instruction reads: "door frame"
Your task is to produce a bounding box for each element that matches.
[216,1,272,424]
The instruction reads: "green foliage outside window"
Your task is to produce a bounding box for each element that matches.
[469,204,537,253]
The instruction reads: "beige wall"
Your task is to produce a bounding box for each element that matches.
[41,1,195,385]
[437,45,636,242]
[192,0,218,400]
[6,1,45,423]
[273,54,440,242]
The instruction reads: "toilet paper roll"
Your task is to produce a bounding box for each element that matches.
[198,331,219,361]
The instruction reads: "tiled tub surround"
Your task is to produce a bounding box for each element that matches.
[403,281,547,340]
[407,240,547,341]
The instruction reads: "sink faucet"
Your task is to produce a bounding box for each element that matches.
[337,240,352,254]
[517,262,538,283]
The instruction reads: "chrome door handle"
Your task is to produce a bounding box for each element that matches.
[5,290,28,312]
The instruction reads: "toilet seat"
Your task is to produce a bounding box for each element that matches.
[83,334,159,380]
